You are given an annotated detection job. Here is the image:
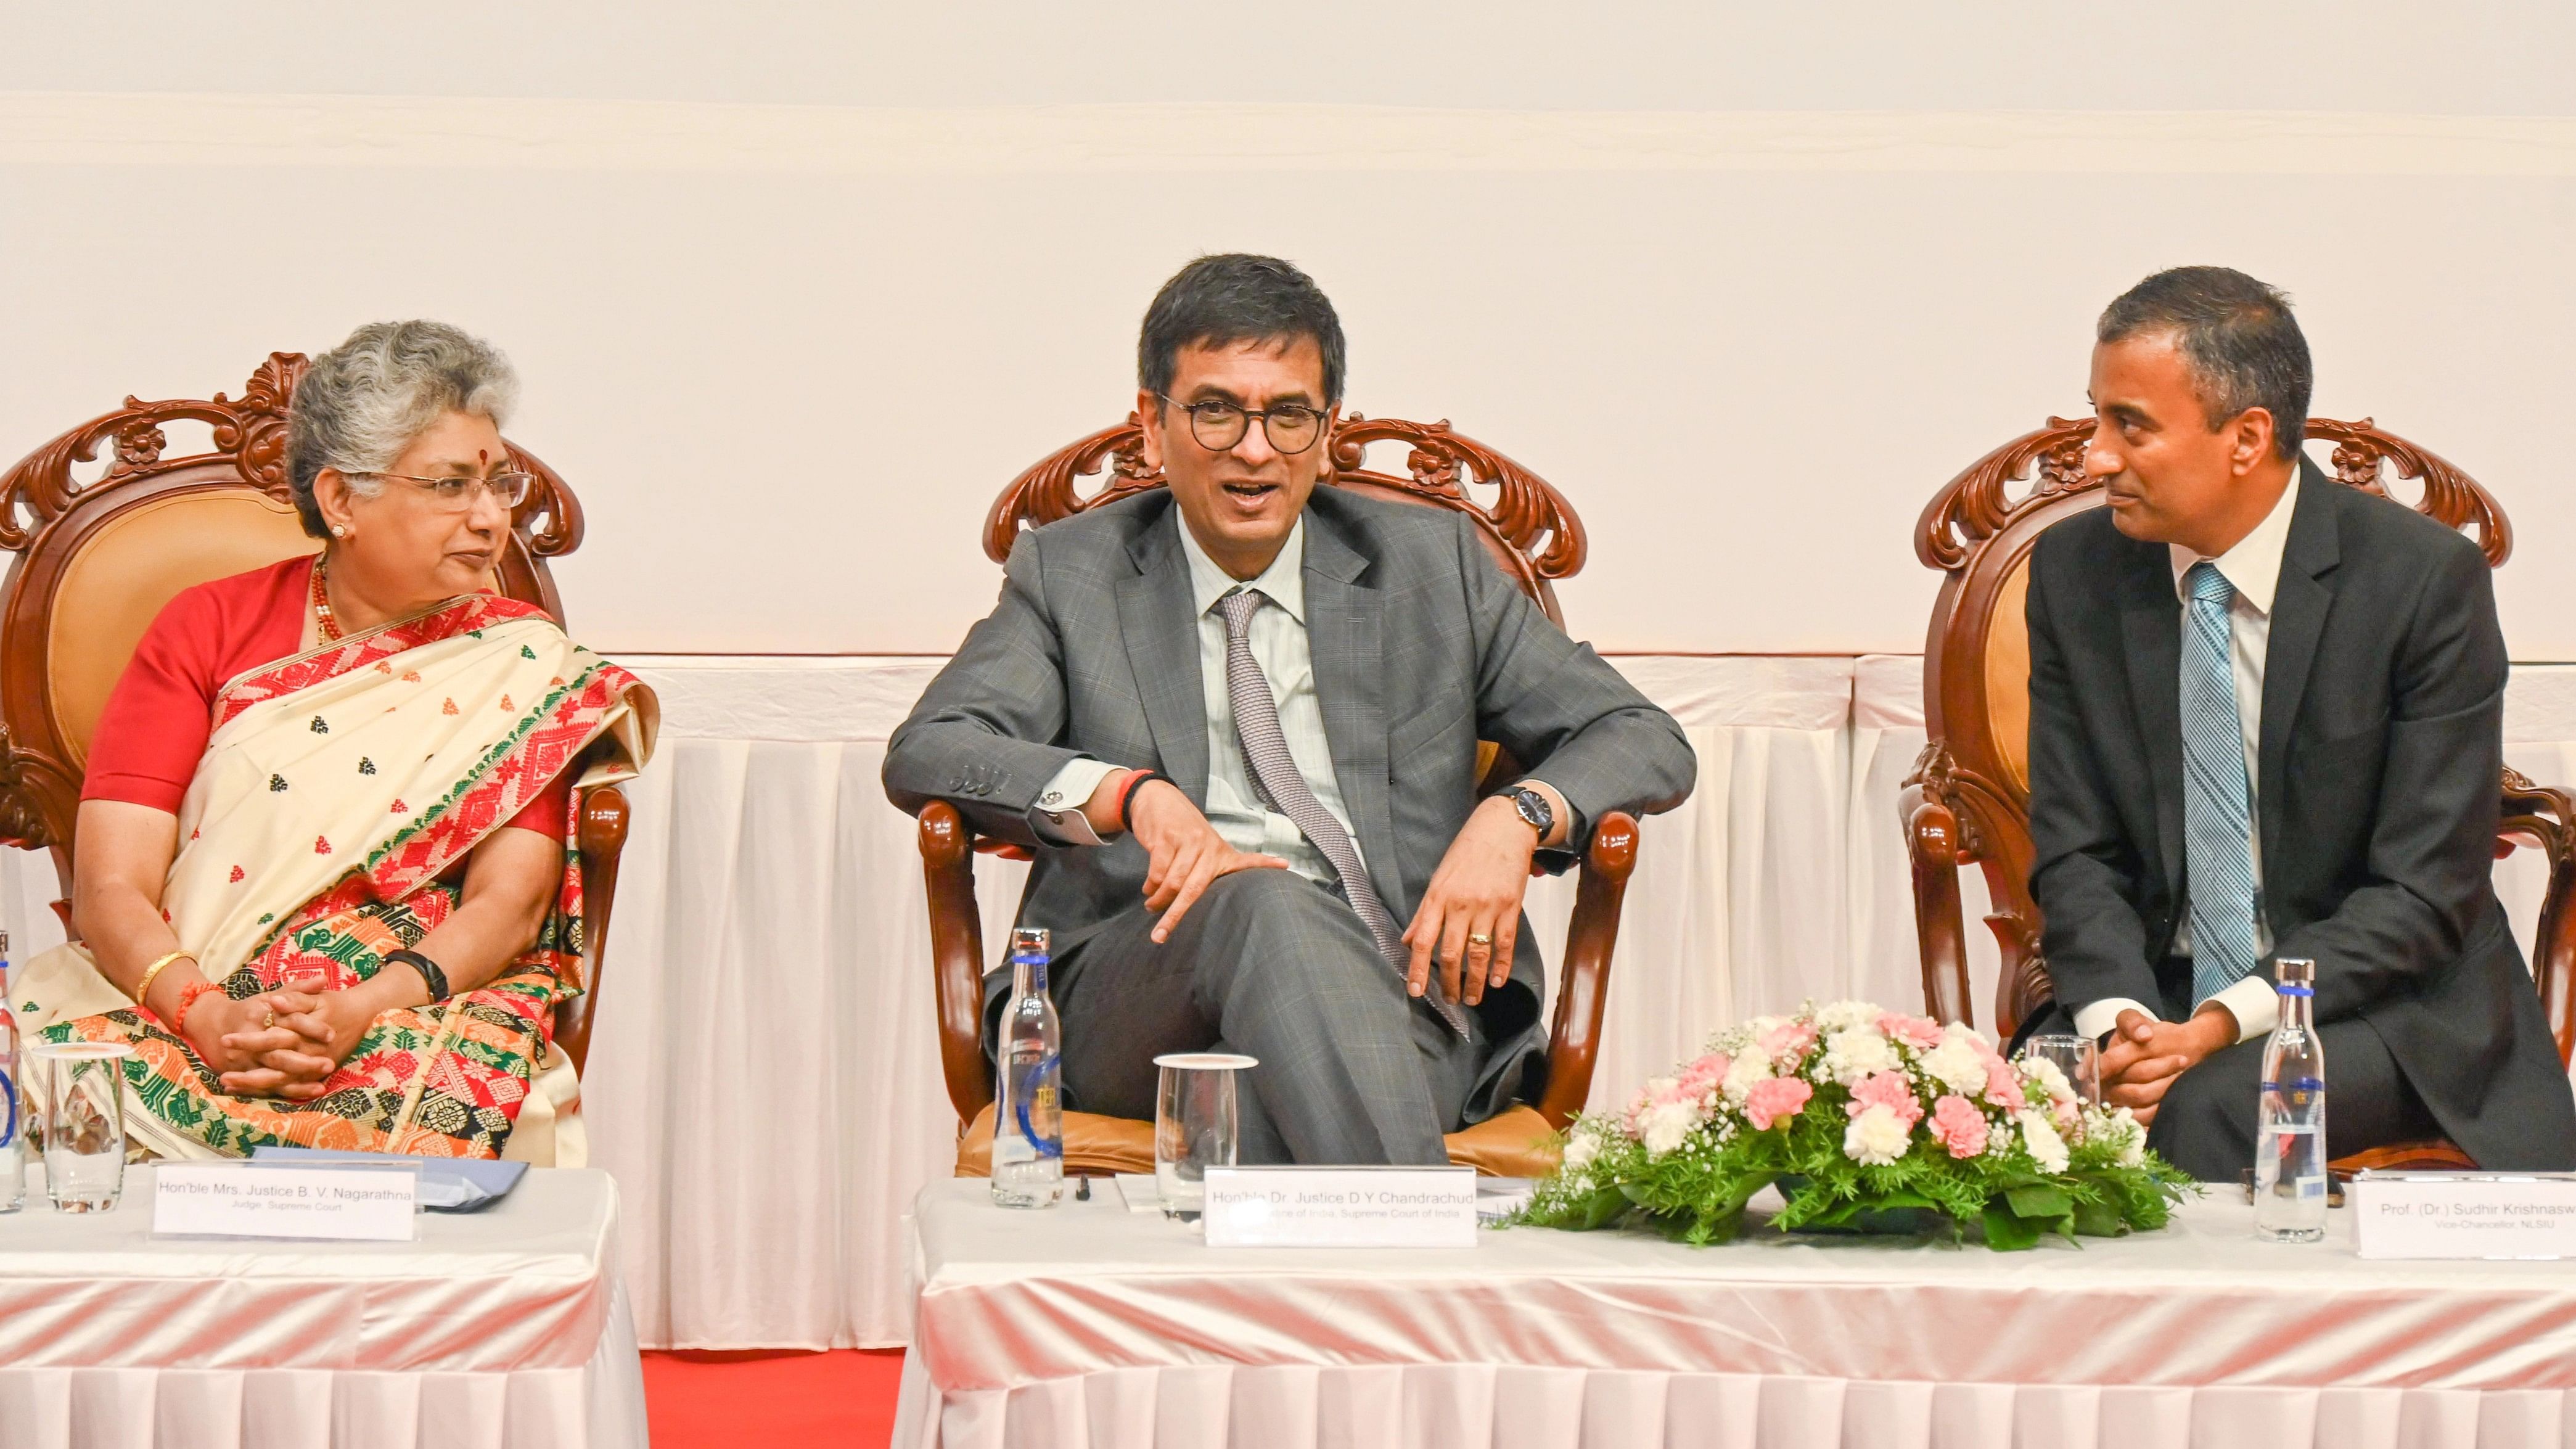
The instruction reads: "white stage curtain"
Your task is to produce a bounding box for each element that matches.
[9,655,2576,1350]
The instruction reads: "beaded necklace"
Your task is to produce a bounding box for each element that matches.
[310,557,344,642]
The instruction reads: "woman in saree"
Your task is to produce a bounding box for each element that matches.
[20,320,654,1164]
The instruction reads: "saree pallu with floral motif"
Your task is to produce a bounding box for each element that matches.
[21,593,657,1162]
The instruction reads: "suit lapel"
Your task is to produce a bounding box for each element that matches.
[2117,540,2188,897]
[1302,507,1403,913]
[2258,462,2339,872]
[1117,508,1210,800]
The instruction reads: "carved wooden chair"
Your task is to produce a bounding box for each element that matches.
[921,414,1641,1178]
[0,353,633,1077]
[1902,416,2576,1174]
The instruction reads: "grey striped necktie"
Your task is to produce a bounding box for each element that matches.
[1218,588,1471,1038]
[2180,560,2261,1004]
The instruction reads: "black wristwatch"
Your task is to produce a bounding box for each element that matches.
[1508,786,1554,840]
[384,948,451,1001]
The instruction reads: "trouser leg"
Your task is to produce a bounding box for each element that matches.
[1051,870,1479,1165]
[2146,1017,2438,1182]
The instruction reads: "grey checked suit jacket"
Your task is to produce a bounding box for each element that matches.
[884,487,1697,1117]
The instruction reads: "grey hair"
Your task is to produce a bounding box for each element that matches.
[286,320,521,539]
[2098,266,2311,462]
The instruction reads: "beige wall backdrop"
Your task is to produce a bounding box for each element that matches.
[4,2,2573,657]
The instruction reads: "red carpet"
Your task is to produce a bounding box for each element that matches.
[643,1348,907,1448]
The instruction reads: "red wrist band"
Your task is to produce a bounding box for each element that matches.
[170,980,223,1039]
[1115,769,1171,831]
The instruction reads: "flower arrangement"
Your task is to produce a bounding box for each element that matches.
[1521,1001,2194,1250]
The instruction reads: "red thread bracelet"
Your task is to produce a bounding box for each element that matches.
[1115,769,1172,831]
[170,980,223,1040]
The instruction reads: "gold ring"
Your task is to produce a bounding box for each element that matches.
[262,1007,276,1029]
[1467,932,1493,947]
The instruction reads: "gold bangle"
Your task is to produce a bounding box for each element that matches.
[133,950,190,1006]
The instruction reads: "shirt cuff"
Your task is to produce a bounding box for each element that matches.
[2206,976,2279,1043]
[1028,758,1122,847]
[2072,997,2159,1044]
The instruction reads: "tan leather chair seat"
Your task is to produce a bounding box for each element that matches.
[954,1101,1562,1180]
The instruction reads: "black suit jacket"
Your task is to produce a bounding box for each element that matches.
[2025,461,2576,1170]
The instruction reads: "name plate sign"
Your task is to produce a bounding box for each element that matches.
[1203,1166,1477,1248]
[153,1162,419,1242]
[2352,1175,2576,1260]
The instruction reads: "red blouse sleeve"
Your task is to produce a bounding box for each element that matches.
[83,565,306,815]
[502,771,575,837]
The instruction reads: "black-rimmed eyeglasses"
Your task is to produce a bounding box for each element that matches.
[1158,395,1327,456]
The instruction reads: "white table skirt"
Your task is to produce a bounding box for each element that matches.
[891,1180,2576,1449]
[9,654,2576,1352]
[0,1166,647,1449]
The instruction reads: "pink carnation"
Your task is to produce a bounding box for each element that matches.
[1742,1076,1813,1131]
[1673,1053,1732,1100]
[1982,1057,2024,1109]
[1758,1020,1818,1062]
[1877,1012,1945,1051]
[1929,1094,1991,1159]
[1845,1070,1925,1127]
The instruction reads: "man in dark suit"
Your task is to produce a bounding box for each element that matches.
[885,255,1695,1164]
[2024,265,2576,1180]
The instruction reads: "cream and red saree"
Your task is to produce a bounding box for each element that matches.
[21,592,656,1164]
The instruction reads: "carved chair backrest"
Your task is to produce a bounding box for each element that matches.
[989,413,1589,790]
[0,353,588,895]
[988,413,1585,622]
[1909,416,2555,1039]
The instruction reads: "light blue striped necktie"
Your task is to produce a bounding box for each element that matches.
[2181,560,2260,1004]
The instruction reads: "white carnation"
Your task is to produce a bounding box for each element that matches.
[1721,1050,1775,1101]
[1918,1037,1990,1096]
[1823,1026,1900,1086]
[1815,1000,1882,1033]
[1640,1099,1699,1159]
[1562,1128,1601,1174]
[2019,1056,2074,1102]
[2017,1109,2070,1175]
[1842,1104,1911,1166]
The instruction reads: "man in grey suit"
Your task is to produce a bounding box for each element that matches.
[885,254,1695,1164]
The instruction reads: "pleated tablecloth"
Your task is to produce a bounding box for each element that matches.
[0,1165,646,1449]
[893,1179,2576,1449]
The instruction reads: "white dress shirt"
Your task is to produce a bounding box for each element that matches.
[2072,470,2300,1046]
[1030,517,1362,885]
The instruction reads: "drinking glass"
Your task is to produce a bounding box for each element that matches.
[38,1041,135,1212]
[1154,1052,1254,1221]
[2020,1033,2102,1108]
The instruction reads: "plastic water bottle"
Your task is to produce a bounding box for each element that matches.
[991,927,1064,1209]
[2255,956,2327,1242]
[1,930,23,1213]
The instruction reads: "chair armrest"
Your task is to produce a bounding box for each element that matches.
[552,781,630,1078]
[1901,781,1975,1030]
[918,801,996,1119]
[1533,810,1639,1130]
[2501,770,2576,1069]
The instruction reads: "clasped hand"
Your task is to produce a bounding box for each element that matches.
[2099,1006,2236,1125]
[186,986,377,1101]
